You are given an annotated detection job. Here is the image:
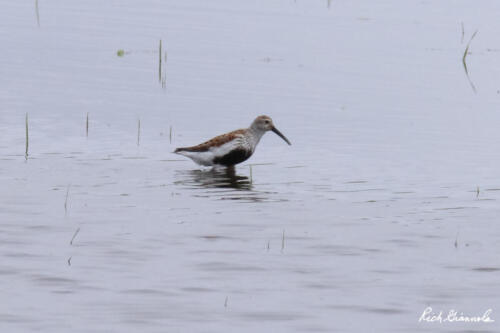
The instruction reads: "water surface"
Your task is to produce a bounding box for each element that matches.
[1,1,500,332]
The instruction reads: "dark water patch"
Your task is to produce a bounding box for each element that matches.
[239,311,305,321]
[24,224,53,231]
[31,275,78,287]
[4,252,44,259]
[420,234,444,239]
[41,152,63,155]
[0,313,37,323]
[307,244,362,256]
[199,235,232,241]
[332,188,387,193]
[304,283,338,290]
[362,248,383,253]
[385,239,418,247]
[92,182,118,188]
[181,287,216,293]
[175,168,253,191]
[345,180,368,184]
[0,268,18,275]
[360,307,407,314]
[326,304,407,314]
[140,183,168,189]
[370,269,400,275]
[122,288,175,296]
[51,290,75,294]
[197,262,265,272]
[0,238,30,246]
[190,249,246,255]
[472,267,500,272]
[434,206,478,211]
[122,156,148,160]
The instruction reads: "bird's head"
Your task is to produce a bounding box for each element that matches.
[251,115,291,145]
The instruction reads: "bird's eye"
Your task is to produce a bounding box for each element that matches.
[264,120,269,124]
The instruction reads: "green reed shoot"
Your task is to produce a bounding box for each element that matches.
[462,30,477,75]
[86,112,89,137]
[462,30,478,93]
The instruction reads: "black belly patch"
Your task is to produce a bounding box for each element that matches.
[213,149,252,166]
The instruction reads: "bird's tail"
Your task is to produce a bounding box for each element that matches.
[174,147,185,153]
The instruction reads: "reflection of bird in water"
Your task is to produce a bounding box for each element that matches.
[174,115,291,167]
[178,167,252,191]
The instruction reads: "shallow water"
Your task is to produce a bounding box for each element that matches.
[2,1,500,332]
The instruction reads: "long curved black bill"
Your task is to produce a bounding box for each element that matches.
[272,127,291,145]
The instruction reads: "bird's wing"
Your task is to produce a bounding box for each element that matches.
[175,129,246,153]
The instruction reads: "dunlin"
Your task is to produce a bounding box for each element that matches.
[174,115,291,167]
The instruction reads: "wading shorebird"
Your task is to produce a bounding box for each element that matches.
[174,115,291,167]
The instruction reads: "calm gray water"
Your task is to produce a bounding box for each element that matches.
[1,1,500,332]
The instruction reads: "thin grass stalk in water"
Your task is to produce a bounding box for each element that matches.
[281,229,285,252]
[35,0,40,27]
[460,22,465,43]
[137,119,141,146]
[462,30,478,93]
[25,113,29,160]
[462,30,478,75]
[169,125,172,143]
[86,113,89,137]
[64,184,71,215]
[158,39,162,82]
[70,227,80,245]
